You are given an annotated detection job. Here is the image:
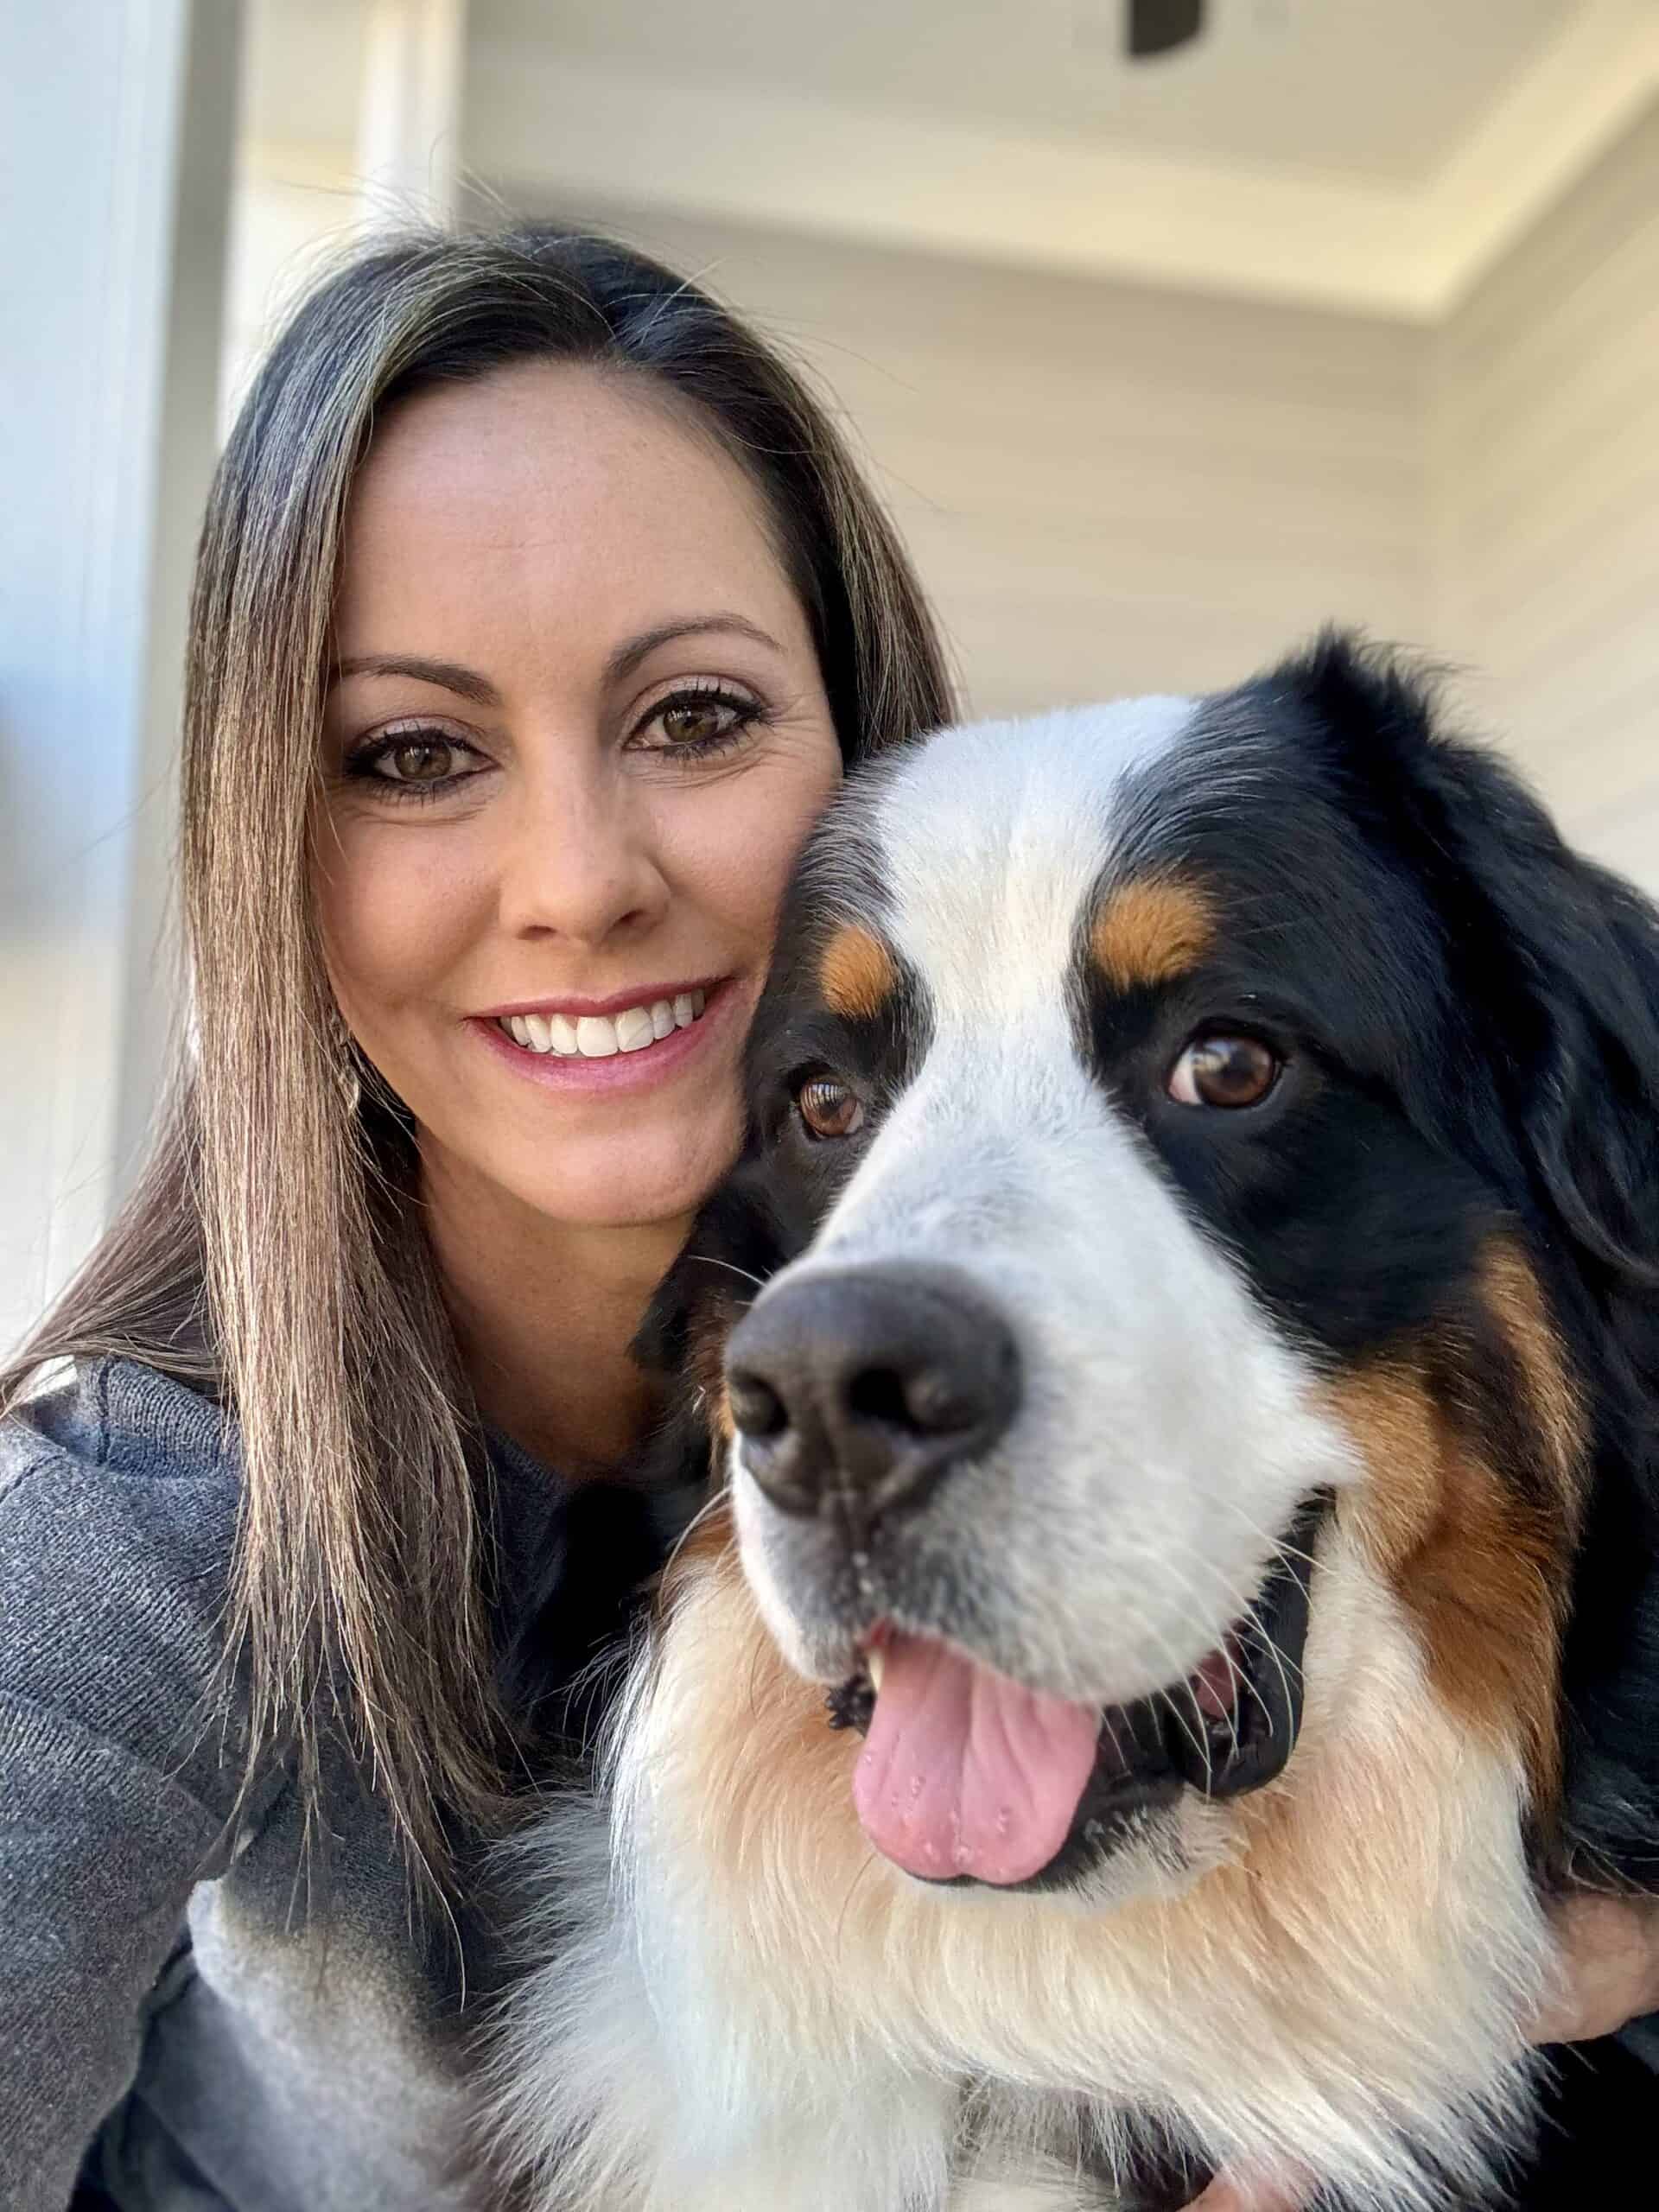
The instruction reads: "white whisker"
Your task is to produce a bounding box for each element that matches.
[685,1251,770,1294]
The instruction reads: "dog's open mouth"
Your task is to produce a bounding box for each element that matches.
[826,1495,1326,1889]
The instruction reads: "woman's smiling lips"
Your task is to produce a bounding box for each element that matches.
[467,976,738,1093]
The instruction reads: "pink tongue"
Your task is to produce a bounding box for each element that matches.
[852,1632,1102,1885]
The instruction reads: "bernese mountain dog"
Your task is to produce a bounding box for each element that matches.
[482,636,1659,2210]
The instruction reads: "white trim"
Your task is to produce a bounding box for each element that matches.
[241,135,361,191]
[466,48,1423,319]
[465,0,1659,320]
[1422,0,1659,311]
[358,0,467,230]
[0,0,240,1354]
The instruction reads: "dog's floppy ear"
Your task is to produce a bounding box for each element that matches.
[1284,632,1659,1293]
[1422,753,1659,1292]
[1281,638,1659,1886]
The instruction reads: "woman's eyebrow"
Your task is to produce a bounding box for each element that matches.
[604,614,783,683]
[328,618,783,705]
[329,654,500,705]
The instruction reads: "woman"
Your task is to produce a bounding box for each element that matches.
[0,225,1651,2212]
[0,223,947,2210]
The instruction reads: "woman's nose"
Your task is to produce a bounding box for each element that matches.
[495,760,669,950]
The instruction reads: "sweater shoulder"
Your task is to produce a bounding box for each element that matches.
[0,1358,246,1802]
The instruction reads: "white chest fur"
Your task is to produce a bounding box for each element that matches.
[483,1531,1551,2212]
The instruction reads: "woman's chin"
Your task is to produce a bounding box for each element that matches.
[503,1137,735,1239]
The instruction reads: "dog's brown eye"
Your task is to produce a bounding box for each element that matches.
[1168,1033,1280,1109]
[797,1077,863,1140]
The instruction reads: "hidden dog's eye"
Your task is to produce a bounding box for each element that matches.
[795,1075,864,1141]
[1167,1033,1281,1110]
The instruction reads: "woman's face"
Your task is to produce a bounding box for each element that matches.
[315,361,842,1233]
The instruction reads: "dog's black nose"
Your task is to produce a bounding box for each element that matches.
[726,1263,1020,1529]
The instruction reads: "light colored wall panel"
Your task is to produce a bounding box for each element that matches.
[0,0,240,1357]
[506,201,1430,720]
[1433,100,1659,890]
[222,157,361,430]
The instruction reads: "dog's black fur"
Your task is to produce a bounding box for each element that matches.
[681,638,1659,1897]
[496,637,1659,2206]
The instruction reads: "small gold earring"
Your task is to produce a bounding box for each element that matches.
[329,1014,364,1117]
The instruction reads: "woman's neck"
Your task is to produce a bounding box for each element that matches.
[419,1149,691,1478]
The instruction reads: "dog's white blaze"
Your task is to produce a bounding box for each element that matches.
[873,696,1197,1030]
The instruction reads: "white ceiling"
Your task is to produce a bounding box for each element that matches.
[471,0,1573,189]
[243,0,1659,317]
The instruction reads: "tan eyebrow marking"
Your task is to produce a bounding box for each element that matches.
[1090,875,1214,995]
[818,924,898,1020]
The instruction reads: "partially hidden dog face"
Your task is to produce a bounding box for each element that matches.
[679,635,1633,1910]
[488,637,1659,2212]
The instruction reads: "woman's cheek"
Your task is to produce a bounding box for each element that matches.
[315,818,490,1038]
[694,747,842,940]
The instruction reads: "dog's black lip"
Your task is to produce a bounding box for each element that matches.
[826,1491,1331,1891]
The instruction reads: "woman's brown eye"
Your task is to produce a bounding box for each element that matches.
[1167,1034,1281,1109]
[797,1077,863,1140]
[660,700,735,747]
[385,738,454,783]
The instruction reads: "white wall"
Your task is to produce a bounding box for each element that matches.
[1433,97,1659,893]
[16,64,1656,1349]
[0,0,240,1357]
[557,176,1659,893]
[222,145,360,432]
[509,203,1431,720]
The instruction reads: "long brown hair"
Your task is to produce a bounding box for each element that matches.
[1,226,956,1897]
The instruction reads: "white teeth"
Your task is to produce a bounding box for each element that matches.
[867,1648,886,1694]
[575,1015,620,1058]
[499,990,709,1055]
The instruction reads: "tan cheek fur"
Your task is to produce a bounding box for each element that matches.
[1326,1241,1584,1814]
[684,1290,741,1448]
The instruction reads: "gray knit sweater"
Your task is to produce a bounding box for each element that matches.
[0,1357,575,2212]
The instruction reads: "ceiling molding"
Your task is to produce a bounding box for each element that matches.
[463,0,1659,321]
[1414,0,1659,311]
